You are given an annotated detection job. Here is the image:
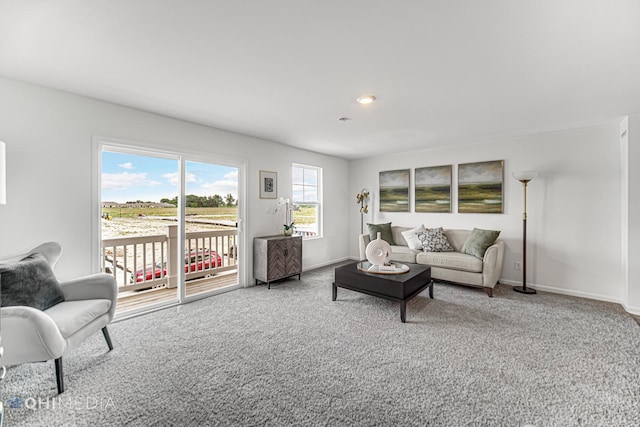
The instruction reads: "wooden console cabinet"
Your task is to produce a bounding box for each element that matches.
[254,235,302,289]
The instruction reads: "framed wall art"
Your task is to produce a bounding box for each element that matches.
[259,170,277,199]
[415,165,452,213]
[379,169,410,212]
[458,160,504,213]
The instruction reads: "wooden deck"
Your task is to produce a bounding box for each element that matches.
[115,270,238,314]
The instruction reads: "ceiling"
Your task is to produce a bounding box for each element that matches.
[1,1,639,160]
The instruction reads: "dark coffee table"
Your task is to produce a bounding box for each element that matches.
[333,262,433,323]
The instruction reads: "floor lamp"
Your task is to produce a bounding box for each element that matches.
[356,188,369,234]
[512,170,538,294]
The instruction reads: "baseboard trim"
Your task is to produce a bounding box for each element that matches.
[499,279,640,316]
[304,256,352,272]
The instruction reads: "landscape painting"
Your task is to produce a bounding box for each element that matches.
[379,169,410,212]
[415,165,452,213]
[458,160,503,213]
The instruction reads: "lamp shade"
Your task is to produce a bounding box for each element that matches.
[0,141,6,205]
[512,170,538,182]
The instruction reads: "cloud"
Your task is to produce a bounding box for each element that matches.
[118,162,134,170]
[200,170,239,198]
[162,172,196,186]
[224,170,238,181]
[379,170,410,188]
[102,172,162,190]
[202,180,238,198]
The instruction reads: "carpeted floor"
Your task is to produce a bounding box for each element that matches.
[4,262,640,426]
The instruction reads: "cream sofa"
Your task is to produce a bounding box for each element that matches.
[359,226,505,297]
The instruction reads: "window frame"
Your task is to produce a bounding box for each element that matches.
[291,163,322,240]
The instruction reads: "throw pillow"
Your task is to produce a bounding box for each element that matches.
[0,253,65,310]
[367,222,394,245]
[417,227,454,252]
[401,225,427,250]
[461,228,501,258]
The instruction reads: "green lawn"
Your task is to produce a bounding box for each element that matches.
[103,205,317,226]
[103,206,238,220]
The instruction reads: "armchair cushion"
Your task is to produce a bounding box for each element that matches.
[1,253,65,310]
[45,299,112,338]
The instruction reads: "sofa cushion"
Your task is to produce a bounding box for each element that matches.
[416,251,483,273]
[389,246,419,263]
[367,222,394,245]
[45,299,112,338]
[417,227,454,252]
[461,228,501,258]
[400,225,426,250]
[0,253,65,311]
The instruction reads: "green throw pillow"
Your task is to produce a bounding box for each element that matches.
[367,222,394,245]
[461,228,500,259]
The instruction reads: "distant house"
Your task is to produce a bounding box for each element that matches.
[101,202,175,209]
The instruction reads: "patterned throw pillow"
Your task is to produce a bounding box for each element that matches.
[417,227,454,252]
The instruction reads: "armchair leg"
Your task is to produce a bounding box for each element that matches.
[55,358,64,394]
[484,287,493,298]
[102,326,114,351]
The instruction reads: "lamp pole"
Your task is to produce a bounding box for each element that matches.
[513,171,538,294]
[357,188,369,235]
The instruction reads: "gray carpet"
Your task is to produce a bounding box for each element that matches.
[3,262,640,426]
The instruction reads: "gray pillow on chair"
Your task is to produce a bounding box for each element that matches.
[0,253,65,310]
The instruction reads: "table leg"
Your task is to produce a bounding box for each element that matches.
[332,282,337,301]
[429,280,434,299]
[400,301,406,323]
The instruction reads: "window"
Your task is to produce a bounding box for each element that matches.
[292,163,322,238]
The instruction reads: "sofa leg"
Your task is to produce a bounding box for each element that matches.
[55,358,64,394]
[102,326,114,351]
[484,288,493,298]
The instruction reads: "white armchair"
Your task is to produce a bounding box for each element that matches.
[0,242,117,393]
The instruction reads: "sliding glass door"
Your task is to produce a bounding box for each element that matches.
[98,142,243,315]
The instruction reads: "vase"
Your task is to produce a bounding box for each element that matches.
[283,227,293,236]
[365,232,391,266]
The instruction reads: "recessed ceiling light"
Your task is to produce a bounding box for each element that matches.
[357,94,376,105]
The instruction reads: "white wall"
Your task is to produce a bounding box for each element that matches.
[0,77,350,282]
[349,123,624,304]
[626,113,640,312]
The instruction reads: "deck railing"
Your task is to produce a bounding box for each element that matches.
[101,224,238,293]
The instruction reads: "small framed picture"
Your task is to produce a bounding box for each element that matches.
[259,170,277,199]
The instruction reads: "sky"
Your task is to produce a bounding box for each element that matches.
[458,160,503,184]
[379,169,410,188]
[101,151,238,203]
